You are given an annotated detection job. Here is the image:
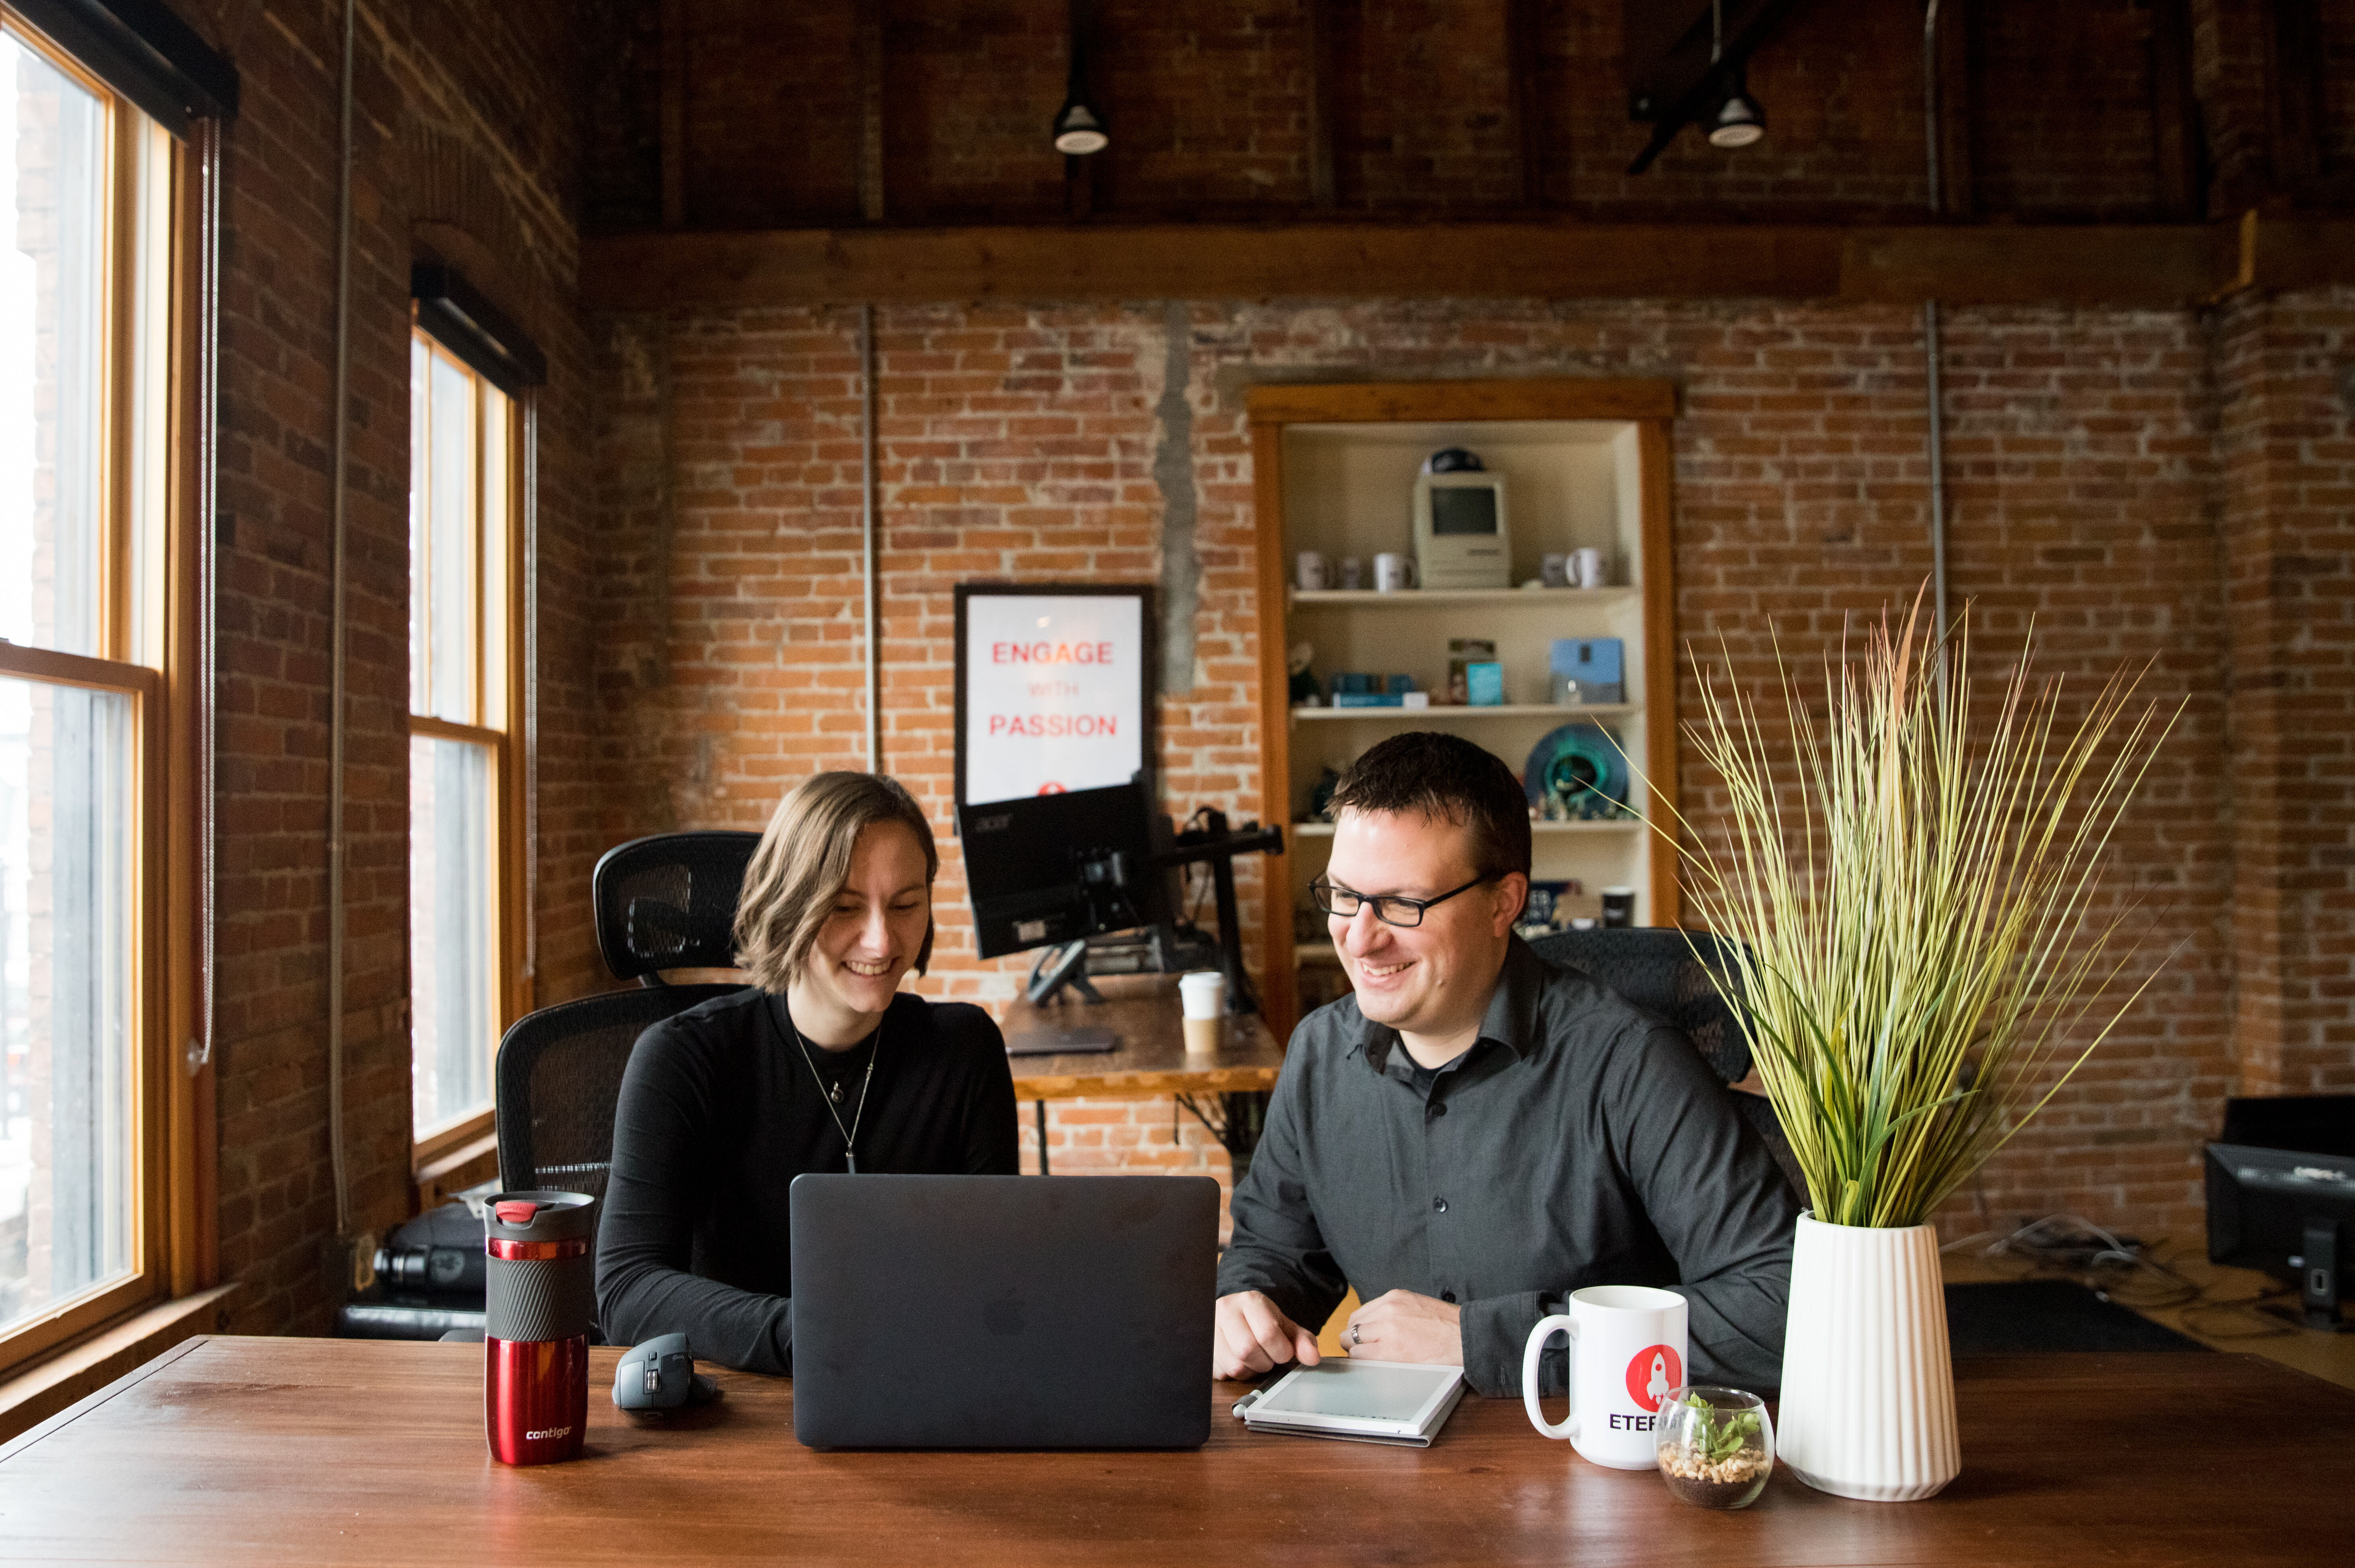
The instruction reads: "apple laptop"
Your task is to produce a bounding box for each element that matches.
[788,1173,1218,1449]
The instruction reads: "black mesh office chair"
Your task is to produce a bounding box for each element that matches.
[493,831,763,1204]
[1523,927,1804,1197]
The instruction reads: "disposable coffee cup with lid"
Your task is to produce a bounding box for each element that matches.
[1178,970,1225,1055]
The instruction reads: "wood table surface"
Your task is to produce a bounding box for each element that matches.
[1004,972,1285,1101]
[3,1337,2351,1566]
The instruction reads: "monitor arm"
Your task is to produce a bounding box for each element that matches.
[1151,821,1284,1015]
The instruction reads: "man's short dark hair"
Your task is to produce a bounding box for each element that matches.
[1327,731,1533,880]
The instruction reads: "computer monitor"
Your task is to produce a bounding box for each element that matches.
[2221,1094,2355,1158]
[2206,1094,2355,1331]
[957,780,1167,962]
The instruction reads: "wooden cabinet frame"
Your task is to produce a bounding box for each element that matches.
[1247,379,1682,1041]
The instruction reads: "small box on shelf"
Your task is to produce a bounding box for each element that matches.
[1549,638,1624,706]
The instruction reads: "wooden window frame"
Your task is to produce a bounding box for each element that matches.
[0,9,206,1379]
[406,330,527,1179]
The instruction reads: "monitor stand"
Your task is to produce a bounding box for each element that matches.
[1020,821,1286,1013]
[1152,821,1284,1014]
[1025,940,1103,1007]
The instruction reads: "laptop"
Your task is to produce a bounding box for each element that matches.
[788,1173,1219,1449]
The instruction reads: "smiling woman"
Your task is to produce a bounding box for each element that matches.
[593,772,1019,1374]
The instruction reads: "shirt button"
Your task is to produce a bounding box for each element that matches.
[1433,1197,1448,1213]
[1441,1290,1456,1304]
[1427,1101,1447,1118]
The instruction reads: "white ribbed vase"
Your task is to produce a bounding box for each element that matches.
[1777,1212,1960,1502]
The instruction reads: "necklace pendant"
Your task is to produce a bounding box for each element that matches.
[845,1154,857,1175]
[830,1080,843,1104]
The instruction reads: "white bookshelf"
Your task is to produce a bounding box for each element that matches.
[1248,381,1681,1034]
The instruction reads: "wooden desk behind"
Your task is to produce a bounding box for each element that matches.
[4,1337,2351,1566]
[1004,972,1285,1175]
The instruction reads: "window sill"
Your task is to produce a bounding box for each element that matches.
[416,1125,501,1210]
[0,1283,242,1446]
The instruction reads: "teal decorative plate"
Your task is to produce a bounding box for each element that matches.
[1523,722,1628,817]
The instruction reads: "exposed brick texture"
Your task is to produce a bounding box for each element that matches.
[592,293,2277,1247]
[882,2,1069,223]
[2217,286,2355,1098]
[184,0,601,1335]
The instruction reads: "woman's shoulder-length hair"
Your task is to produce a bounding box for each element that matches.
[734,772,938,991]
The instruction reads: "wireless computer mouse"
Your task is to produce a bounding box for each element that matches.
[612,1333,720,1411]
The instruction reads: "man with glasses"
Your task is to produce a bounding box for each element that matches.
[1213,732,1797,1396]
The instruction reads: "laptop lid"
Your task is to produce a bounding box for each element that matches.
[788,1173,1219,1449]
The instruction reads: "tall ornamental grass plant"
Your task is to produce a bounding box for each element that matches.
[1670,601,2181,1230]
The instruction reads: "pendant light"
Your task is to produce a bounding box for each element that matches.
[1052,0,1108,155]
[1704,0,1766,150]
[1708,65,1767,149]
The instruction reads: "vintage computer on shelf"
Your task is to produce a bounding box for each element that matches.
[2205,1095,2355,1332]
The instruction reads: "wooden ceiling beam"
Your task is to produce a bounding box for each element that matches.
[577,218,2345,312]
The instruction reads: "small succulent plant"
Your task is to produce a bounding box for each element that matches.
[1678,1392,1762,1464]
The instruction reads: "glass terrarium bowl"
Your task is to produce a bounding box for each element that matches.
[1654,1385,1774,1510]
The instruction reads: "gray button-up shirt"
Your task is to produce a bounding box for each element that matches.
[1217,937,1799,1398]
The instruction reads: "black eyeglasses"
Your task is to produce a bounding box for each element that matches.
[1310,874,1494,929]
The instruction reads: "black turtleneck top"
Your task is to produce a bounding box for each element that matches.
[594,987,1019,1373]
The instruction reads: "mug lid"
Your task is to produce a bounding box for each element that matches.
[482,1189,598,1243]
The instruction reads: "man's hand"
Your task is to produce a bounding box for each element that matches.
[1342,1289,1462,1366]
[1214,1290,1321,1379]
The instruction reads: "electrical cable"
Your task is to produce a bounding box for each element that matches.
[1951,1212,2301,1333]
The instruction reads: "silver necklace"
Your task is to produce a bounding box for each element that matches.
[787,1009,881,1174]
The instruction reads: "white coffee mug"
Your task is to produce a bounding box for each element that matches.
[1297,551,1328,591]
[1374,553,1417,593]
[1521,1285,1690,1471]
[1571,547,1607,590]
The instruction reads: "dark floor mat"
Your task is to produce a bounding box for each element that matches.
[1944,1279,2208,1355]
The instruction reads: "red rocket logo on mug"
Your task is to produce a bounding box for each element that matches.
[1625,1344,1683,1412]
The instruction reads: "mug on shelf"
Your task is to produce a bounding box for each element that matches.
[1521,1285,1690,1471]
[1572,547,1607,590]
[1541,553,1570,588]
[1297,551,1328,591]
[1374,553,1418,593]
[1338,556,1365,590]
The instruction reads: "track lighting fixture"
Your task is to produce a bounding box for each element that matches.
[1052,0,1108,155]
[1703,0,1764,151]
[1052,100,1108,156]
[1707,65,1766,149]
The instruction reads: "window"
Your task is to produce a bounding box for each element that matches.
[0,11,195,1372]
[408,329,523,1154]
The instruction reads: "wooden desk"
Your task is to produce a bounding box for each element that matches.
[3,1338,2350,1564]
[1004,973,1285,1175]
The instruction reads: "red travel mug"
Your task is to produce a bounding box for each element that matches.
[484,1190,598,1466]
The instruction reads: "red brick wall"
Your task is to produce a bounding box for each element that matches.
[594,294,2253,1246]
[190,0,600,1334]
[1971,0,2169,219]
[883,3,1069,223]
[2218,285,2355,1099]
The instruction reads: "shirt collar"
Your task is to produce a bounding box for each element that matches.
[1357,935,1548,1073]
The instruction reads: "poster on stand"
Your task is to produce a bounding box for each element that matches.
[955,585,1155,807]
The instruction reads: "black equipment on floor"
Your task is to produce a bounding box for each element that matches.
[2208,1095,2355,1332]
